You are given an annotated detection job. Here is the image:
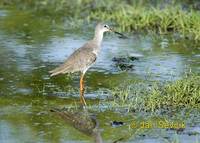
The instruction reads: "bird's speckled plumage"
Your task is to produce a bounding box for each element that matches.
[49,42,97,76]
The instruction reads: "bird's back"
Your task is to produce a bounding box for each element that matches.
[49,41,98,76]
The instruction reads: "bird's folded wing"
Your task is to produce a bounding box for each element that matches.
[49,47,96,76]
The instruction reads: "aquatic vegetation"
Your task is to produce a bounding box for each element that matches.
[108,75,200,113]
[1,0,200,41]
[89,5,200,42]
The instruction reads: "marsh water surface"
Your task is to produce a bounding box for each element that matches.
[0,8,200,143]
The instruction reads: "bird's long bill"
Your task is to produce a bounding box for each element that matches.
[109,28,128,38]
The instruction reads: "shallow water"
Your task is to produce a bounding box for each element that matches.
[0,7,200,143]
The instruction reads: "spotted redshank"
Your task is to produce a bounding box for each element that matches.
[49,23,123,106]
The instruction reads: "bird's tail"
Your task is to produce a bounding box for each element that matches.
[49,66,68,77]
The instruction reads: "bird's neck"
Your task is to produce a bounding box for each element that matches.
[93,31,104,46]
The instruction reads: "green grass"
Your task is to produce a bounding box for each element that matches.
[94,6,200,41]
[107,75,200,113]
[1,0,200,41]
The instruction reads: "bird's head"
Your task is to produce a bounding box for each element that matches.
[96,23,112,33]
[95,23,127,38]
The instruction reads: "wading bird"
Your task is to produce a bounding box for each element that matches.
[49,23,124,106]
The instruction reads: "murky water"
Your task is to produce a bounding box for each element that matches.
[0,7,200,143]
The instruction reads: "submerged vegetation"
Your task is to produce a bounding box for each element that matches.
[107,75,200,113]
[1,0,200,41]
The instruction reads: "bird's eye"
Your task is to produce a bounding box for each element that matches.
[104,25,108,28]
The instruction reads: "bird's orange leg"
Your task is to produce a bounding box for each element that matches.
[80,73,87,106]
